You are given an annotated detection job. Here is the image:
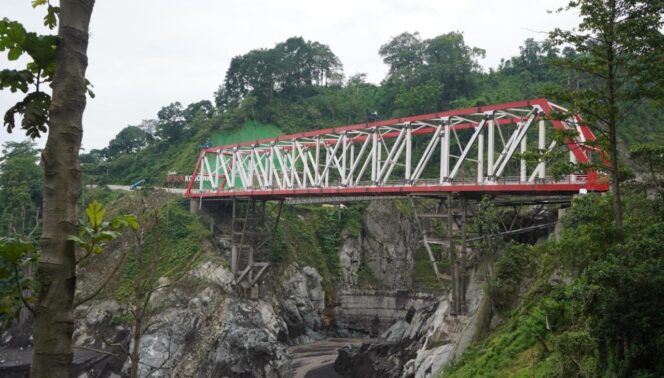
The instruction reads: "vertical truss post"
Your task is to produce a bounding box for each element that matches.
[199,155,205,192]
[315,136,321,185]
[405,125,412,184]
[342,132,348,184]
[371,129,378,184]
[538,119,546,179]
[377,133,382,182]
[477,129,484,183]
[570,150,577,182]
[520,134,527,182]
[441,121,450,183]
[487,117,495,179]
[349,141,355,186]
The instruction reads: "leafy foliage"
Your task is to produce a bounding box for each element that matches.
[0,237,37,325]
[216,37,342,111]
[0,13,57,138]
[447,189,664,378]
[0,141,42,237]
[68,200,138,258]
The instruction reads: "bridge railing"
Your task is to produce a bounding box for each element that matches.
[187,174,595,197]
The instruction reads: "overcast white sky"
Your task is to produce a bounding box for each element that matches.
[0,0,578,152]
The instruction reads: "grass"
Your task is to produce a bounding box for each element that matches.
[411,246,446,293]
[112,195,210,301]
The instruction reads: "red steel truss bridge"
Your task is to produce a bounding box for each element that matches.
[184,98,608,200]
[185,99,609,305]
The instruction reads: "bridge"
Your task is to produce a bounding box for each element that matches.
[184,98,608,200]
[183,99,609,310]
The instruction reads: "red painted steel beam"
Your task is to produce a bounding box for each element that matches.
[188,182,609,199]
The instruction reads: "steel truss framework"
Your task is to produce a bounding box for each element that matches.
[185,99,609,199]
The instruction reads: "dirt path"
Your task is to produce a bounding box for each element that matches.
[289,338,367,378]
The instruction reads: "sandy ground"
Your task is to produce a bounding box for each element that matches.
[289,338,368,378]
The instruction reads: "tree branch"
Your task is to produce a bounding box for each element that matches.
[74,250,128,307]
[72,344,119,357]
[13,264,34,314]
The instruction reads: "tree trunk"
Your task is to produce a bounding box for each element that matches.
[605,0,624,245]
[130,312,142,378]
[31,1,95,377]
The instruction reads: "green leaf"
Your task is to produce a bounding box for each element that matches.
[43,6,59,29]
[66,235,83,244]
[85,200,106,229]
[7,47,22,61]
[111,214,139,230]
[92,230,118,243]
[0,267,11,280]
[31,0,48,7]
[0,239,33,264]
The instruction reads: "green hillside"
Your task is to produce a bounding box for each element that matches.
[210,121,283,147]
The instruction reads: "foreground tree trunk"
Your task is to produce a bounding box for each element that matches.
[31,1,95,376]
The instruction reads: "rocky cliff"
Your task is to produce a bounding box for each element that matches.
[335,258,490,377]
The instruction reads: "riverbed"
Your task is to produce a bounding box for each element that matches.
[289,338,368,378]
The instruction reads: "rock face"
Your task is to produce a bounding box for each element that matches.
[279,266,326,344]
[334,290,437,336]
[338,201,419,291]
[335,260,489,378]
[336,201,432,335]
[180,298,292,378]
[66,258,329,378]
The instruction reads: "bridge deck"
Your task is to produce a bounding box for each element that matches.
[191,177,607,200]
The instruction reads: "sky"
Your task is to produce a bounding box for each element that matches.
[0,0,579,152]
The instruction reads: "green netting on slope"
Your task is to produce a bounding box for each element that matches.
[210,121,283,147]
[199,122,284,190]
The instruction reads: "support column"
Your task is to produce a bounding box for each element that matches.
[315,137,321,185]
[570,150,577,182]
[538,119,546,179]
[487,119,495,179]
[349,142,355,186]
[231,199,238,276]
[477,131,484,183]
[441,123,450,183]
[376,133,382,183]
[405,126,412,184]
[460,196,467,314]
[448,194,459,315]
[520,134,527,182]
[341,133,347,184]
[371,130,378,185]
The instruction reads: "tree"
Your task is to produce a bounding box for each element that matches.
[136,118,158,139]
[183,100,214,123]
[549,0,664,243]
[379,32,424,80]
[630,143,664,197]
[0,141,42,236]
[106,126,151,156]
[156,102,186,142]
[215,37,342,113]
[28,1,96,376]
[420,32,485,107]
[379,31,484,114]
[393,80,443,116]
